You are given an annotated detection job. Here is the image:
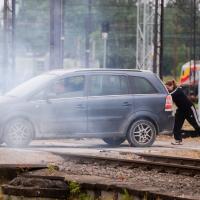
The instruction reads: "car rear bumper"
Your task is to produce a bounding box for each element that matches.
[158,113,174,135]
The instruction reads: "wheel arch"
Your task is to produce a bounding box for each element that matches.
[124,112,159,137]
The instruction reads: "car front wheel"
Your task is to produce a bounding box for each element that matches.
[4,118,34,148]
[103,137,125,146]
[127,119,156,147]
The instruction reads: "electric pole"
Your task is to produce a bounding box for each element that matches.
[101,22,109,68]
[159,0,164,80]
[85,0,92,68]
[153,0,158,74]
[11,0,16,82]
[3,0,8,91]
[193,0,196,84]
[152,0,164,78]
[50,0,64,70]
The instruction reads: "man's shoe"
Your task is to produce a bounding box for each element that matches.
[171,140,183,145]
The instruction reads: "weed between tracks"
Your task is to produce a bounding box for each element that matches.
[67,181,161,200]
[0,182,166,200]
[47,164,59,174]
[121,189,132,200]
[0,188,3,200]
[68,181,92,200]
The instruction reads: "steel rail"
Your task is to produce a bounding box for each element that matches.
[54,152,200,176]
[136,152,200,166]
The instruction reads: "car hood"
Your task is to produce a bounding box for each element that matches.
[0,95,19,104]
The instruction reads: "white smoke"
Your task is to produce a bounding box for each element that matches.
[0,1,3,11]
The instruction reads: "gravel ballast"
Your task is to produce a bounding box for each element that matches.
[29,156,200,199]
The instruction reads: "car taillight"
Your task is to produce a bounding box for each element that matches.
[165,95,173,111]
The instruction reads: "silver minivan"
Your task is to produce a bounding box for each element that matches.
[0,69,174,147]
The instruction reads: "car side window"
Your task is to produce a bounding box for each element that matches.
[47,76,85,98]
[129,76,158,94]
[89,75,129,96]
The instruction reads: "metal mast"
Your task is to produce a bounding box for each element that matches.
[136,0,154,71]
[136,0,163,78]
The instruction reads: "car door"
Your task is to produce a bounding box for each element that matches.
[29,75,87,137]
[129,76,166,114]
[87,73,133,135]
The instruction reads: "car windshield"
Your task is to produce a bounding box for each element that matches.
[5,74,56,97]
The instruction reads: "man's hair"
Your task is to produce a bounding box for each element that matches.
[165,79,177,88]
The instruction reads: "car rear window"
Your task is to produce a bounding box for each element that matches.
[129,76,158,94]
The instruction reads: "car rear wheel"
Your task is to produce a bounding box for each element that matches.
[4,118,34,148]
[127,119,156,147]
[103,137,125,146]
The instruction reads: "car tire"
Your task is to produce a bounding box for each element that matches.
[127,119,156,147]
[103,137,125,146]
[4,118,34,148]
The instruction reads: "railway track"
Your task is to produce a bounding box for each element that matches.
[2,174,197,200]
[2,153,200,199]
[136,152,200,166]
[55,152,200,176]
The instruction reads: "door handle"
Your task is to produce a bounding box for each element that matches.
[35,104,40,109]
[76,104,85,109]
[122,102,132,106]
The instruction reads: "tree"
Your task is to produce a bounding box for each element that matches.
[92,0,137,68]
[16,0,50,55]
[163,0,200,77]
[63,0,137,68]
